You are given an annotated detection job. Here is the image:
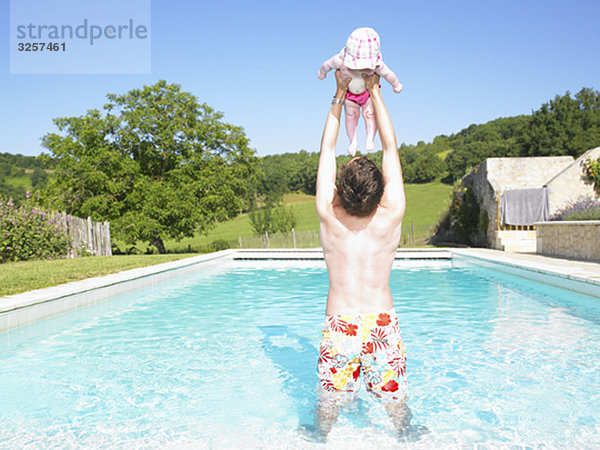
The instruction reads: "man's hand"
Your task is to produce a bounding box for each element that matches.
[363,73,381,95]
[334,70,351,98]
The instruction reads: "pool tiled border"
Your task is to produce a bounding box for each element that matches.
[1,248,599,333]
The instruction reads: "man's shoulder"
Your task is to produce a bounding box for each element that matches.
[370,205,403,234]
[376,199,405,223]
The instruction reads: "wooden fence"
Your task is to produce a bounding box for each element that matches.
[48,212,112,257]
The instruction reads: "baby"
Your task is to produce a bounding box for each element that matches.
[318,27,403,155]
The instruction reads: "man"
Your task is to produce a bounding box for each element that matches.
[314,69,412,439]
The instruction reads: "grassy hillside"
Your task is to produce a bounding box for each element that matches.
[162,182,452,251]
[3,174,32,189]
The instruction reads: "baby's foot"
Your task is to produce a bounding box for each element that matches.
[365,138,374,151]
[348,140,358,156]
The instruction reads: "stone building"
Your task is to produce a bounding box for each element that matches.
[461,146,600,252]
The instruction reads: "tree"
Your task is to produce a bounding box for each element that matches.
[519,88,600,157]
[249,195,297,236]
[444,116,527,181]
[41,80,257,253]
[31,167,48,189]
[257,151,319,198]
[398,144,446,183]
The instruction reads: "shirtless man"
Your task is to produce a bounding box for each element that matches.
[314,70,411,439]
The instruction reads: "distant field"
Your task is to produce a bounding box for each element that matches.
[165,193,318,252]
[436,149,451,160]
[3,175,32,189]
[163,183,452,251]
[2,170,55,191]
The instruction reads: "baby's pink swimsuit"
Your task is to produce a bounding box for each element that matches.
[346,90,370,107]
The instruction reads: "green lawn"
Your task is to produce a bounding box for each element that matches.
[404,182,452,228]
[2,171,56,191]
[4,174,32,189]
[163,182,452,251]
[0,254,196,296]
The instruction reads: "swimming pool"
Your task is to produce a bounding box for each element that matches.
[1,256,599,447]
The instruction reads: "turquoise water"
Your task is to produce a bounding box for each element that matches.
[1,259,599,448]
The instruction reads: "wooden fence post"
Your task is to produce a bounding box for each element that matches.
[292,228,296,249]
[104,221,111,256]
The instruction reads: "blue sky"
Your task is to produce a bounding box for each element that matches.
[2,0,599,157]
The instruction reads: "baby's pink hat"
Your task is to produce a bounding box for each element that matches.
[343,27,381,70]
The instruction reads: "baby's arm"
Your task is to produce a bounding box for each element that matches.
[318,52,344,80]
[376,61,403,93]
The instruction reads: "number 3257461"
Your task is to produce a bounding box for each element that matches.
[17,42,66,51]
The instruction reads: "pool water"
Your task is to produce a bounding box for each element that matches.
[1,259,599,448]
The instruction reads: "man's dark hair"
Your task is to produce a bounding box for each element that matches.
[337,156,384,217]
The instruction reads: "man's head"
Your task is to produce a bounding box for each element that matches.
[336,156,384,217]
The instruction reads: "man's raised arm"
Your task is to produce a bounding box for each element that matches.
[365,74,406,218]
[315,70,349,218]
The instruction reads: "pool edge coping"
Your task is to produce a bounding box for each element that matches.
[451,248,600,287]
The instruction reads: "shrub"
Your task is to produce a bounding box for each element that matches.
[31,167,49,189]
[431,185,488,246]
[584,158,600,192]
[0,195,71,263]
[549,196,600,221]
[212,239,231,251]
[249,207,274,235]
[272,205,297,233]
[249,204,297,235]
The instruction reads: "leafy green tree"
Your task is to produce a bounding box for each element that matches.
[249,202,296,236]
[41,80,257,253]
[397,144,446,183]
[257,151,319,197]
[519,88,600,157]
[0,152,50,169]
[0,163,13,177]
[272,205,297,233]
[444,116,527,181]
[0,180,26,202]
[249,206,274,235]
[31,167,48,189]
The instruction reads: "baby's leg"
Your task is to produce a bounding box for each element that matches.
[344,100,360,156]
[363,97,377,151]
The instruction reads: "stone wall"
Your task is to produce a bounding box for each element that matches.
[545,147,600,216]
[536,221,600,262]
[487,156,573,190]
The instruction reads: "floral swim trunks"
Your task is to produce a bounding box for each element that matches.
[317,307,408,401]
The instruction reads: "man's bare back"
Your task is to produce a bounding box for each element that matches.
[319,192,402,315]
